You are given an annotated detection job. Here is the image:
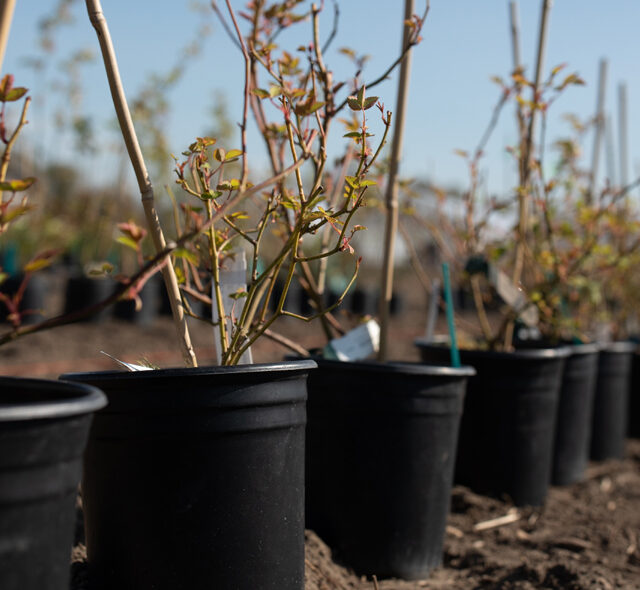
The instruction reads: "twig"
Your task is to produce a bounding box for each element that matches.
[473,508,520,532]
[263,328,310,357]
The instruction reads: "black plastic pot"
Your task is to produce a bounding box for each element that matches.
[63,275,113,322]
[415,341,569,506]
[552,343,600,486]
[629,350,640,438]
[306,359,474,580]
[590,341,636,461]
[62,360,315,590]
[113,278,160,325]
[0,377,106,590]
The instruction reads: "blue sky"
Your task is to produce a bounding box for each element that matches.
[3,1,640,196]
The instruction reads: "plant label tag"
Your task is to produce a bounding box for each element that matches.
[322,319,380,361]
[488,266,539,327]
[212,251,253,365]
[100,351,153,371]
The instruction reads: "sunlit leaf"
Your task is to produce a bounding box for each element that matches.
[0,177,36,192]
[251,88,270,99]
[116,235,139,251]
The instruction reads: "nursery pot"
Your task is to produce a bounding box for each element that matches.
[113,277,160,325]
[63,275,113,322]
[305,359,474,580]
[415,341,569,506]
[590,341,636,461]
[62,360,315,590]
[552,343,600,486]
[0,377,106,590]
[629,349,640,438]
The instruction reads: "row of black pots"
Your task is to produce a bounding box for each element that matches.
[414,339,637,506]
[5,340,636,588]
[1,358,475,588]
[0,274,160,326]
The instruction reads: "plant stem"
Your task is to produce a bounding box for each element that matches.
[86,0,197,367]
[378,0,415,362]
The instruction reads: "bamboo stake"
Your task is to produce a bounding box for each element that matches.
[605,114,617,187]
[0,0,16,74]
[588,58,607,202]
[618,82,629,188]
[85,0,197,367]
[378,0,417,362]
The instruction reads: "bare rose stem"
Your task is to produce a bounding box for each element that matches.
[85,0,197,367]
[378,0,418,362]
[0,0,16,74]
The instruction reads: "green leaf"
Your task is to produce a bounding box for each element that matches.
[214,148,226,162]
[362,96,378,110]
[4,87,27,102]
[172,248,198,265]
[229,288,248,300]
[347,97,361,111]
[343,131,362,138]
[251,88,270,99]
[0,177,36,192]
[269,85,283,98]
[225,149,243,160]
[116,235,140,251]
[359,179,377,187]
[86,262,114,276]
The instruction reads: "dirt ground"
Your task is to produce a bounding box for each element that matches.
[2,294,639,589]
[68,441,640,590]
[304,442,640,589]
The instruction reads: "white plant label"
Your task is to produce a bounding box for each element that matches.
[100,351,153,371]
[488,266,539,327]
[212,251,253,365]
[323,319,380,361]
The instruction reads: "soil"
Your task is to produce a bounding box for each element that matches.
[2,302,639,589]
[68,442,640,590]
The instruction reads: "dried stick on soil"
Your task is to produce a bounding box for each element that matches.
[474,508,521,532]
[85,0,197,367]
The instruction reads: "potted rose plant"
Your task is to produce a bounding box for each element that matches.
[60,1,408,589]
[413,0,590,506]
[299,1,475,581]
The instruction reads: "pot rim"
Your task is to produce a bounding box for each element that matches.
[0,376,107,422]
[61,359,317,384]
[414,338,571,360]
[599,340,637,354]
[316,357,476,377]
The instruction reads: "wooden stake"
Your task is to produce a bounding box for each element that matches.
[85,0,197,367]
[588,58,607,202]
[378,0,417,362]
[618,82,629,188]
[0,0,16,74]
